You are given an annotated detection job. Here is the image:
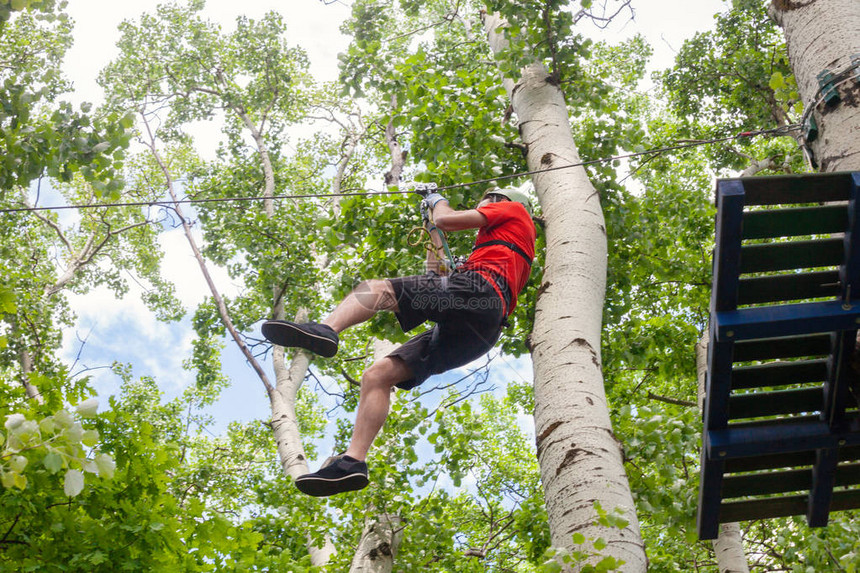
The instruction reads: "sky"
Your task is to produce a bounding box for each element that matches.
[55,0,728,445]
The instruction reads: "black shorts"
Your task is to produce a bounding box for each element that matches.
[386,271,505,390]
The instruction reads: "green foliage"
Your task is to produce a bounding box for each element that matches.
[7,0,859,569]
[1,401,114,495]
[0,2,131,196]
[101,1,310,149]
[0,368,316,571]
[657,0,804,172]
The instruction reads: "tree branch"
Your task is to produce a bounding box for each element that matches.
[646,391,695,408]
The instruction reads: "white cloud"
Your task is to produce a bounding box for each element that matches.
[62,282,192,396]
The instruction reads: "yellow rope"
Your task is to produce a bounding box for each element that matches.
[407,226,445,261]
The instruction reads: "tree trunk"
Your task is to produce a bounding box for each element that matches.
[18,346,42,405]
[696,334,750,573]
[713,523,750,573]
[769,0,860,171]
[264,115,367,566]
[482,12,646,572]
[350,513,404,573]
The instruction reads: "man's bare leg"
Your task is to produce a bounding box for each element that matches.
[323,279,399,333]
[344,356,413,462]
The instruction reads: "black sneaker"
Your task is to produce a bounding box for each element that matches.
[261,320,338,358]
[294,454,369,497]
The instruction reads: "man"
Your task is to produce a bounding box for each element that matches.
[261,184,537,496]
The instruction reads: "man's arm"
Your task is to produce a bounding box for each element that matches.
[430,200,488,232]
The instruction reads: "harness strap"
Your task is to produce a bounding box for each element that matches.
[483,270,512,316]
[472,239,533,267]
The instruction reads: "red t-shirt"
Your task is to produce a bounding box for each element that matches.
[461,201,536,315]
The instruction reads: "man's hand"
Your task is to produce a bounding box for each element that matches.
[423,192,448,209]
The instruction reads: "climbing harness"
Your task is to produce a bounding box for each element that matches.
[472,239,533,267]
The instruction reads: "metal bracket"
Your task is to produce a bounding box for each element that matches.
[804,114,819,143]
[817,69,841,106]
[412,182,438,194]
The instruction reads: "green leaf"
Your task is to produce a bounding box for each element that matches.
[95,453,115,479]
[9,455,27,473]
[4,413,25,431]
[75,398,99,417]
[13,473,27,489]
[82,429,100,447]
[39,417,56,435]
[54,409,73,429]
[64,422,84,443]
[0,287,15,313]
[91,141,111,154]
[43,452,63,473]
[595,556,621,571]
[89,551,107,565]
[63,469,84,497]
[769,71,785,90]
[0,472,15,489]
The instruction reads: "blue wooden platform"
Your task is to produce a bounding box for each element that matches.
[697,171,860,540]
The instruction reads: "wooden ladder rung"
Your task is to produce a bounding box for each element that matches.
[722,467,810,498]
[731,359,828,390]
[740,172,855,206]
[720,494,808,522]
[740,238,844,274]
[724,445,860,473]
[719,489,860,523]
[737,271,841,305]
[742,204,847,240]
[732,334,832,362]
[722,462,860,499]
[728,387,824,420]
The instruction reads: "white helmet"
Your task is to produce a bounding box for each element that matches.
[488,181,533,215]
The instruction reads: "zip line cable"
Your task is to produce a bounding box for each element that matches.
[0,124,800,215]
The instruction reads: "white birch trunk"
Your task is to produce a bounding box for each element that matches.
[769,0,860,171]
[696,334,750,573]
[18,347,42,405]
[482,12,645,572]
[383,95,406,186]
[349,339,404,573]
[349,512,404,572]
[713,523,750,573]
